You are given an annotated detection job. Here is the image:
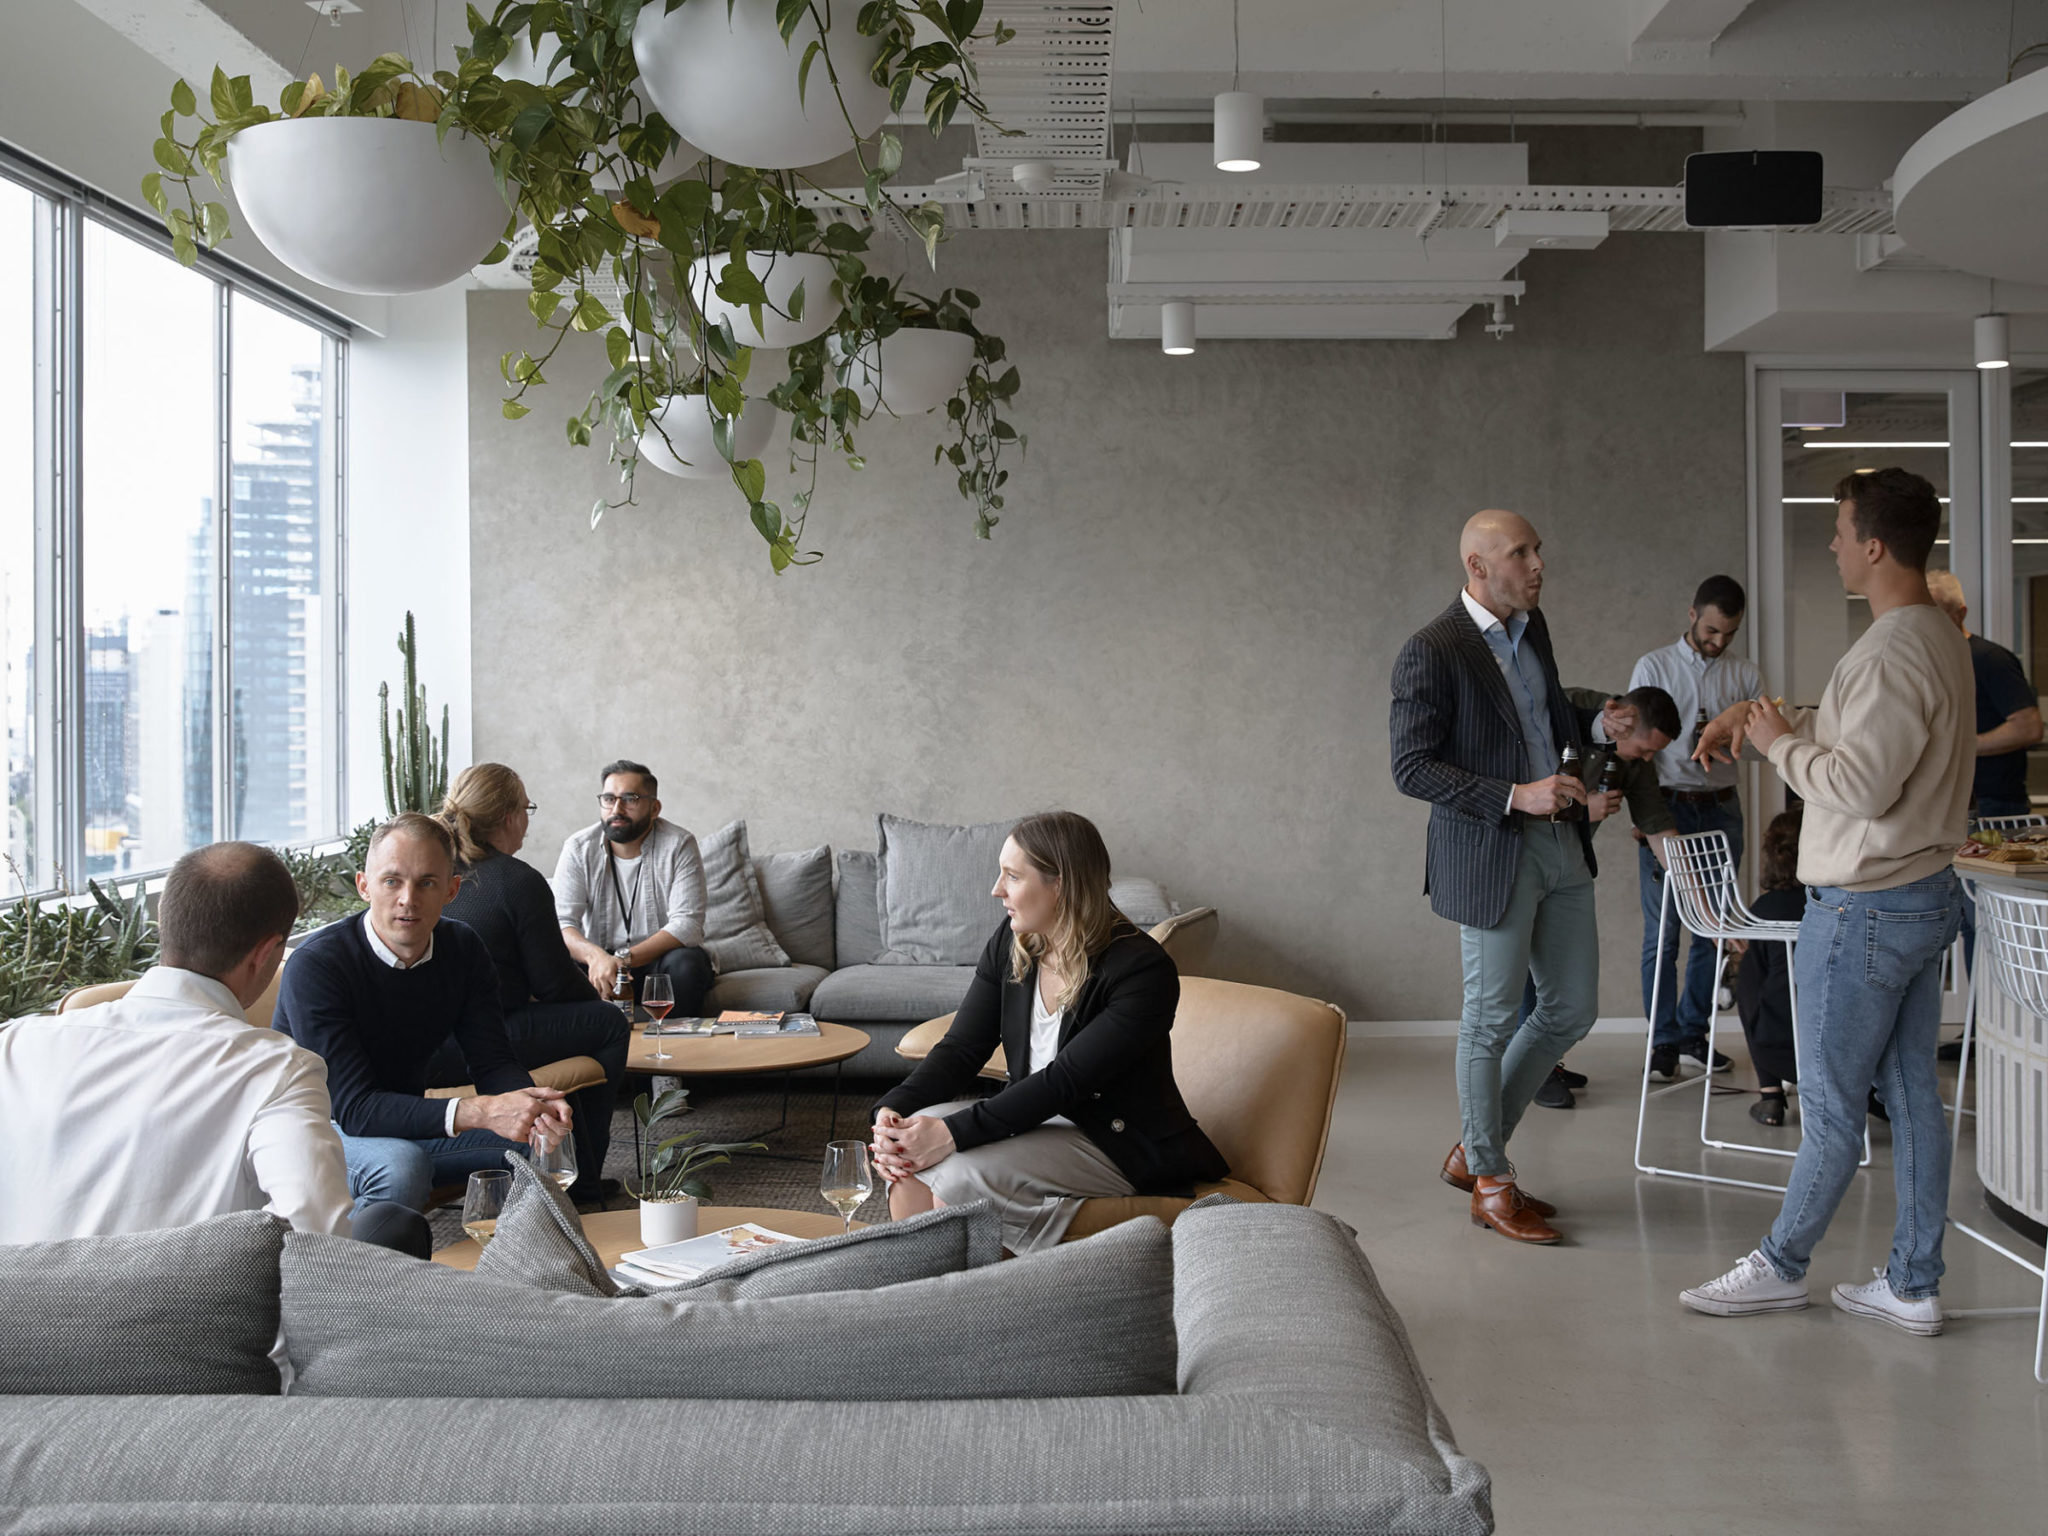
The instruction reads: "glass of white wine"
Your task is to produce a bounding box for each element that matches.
[820,1140,873,1236]
[462,1169,510,1249]
[529,1123,578,1194]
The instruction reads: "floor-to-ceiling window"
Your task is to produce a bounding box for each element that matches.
[1,150,348,898]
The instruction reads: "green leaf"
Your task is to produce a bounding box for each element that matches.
[797,38,822,105]
[210,66,236,120]
[605,327,631,370]
[139,172,168,216]
[736,459,767,504]
[527,290,562,324]
[775,0,810,41]
[200,203,230,249]
[152,140,194,176]
[230,74,254,113]
[509,102,553,150]
[749,498,781,542]
[877,131,903,177]
[502,399,531,420]
[171,78,196,117]
[570,291,611,332]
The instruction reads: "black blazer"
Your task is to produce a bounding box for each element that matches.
[1389,595,1595,929]
[874,921,1228,1195]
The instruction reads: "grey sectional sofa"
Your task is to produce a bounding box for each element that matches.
[694,816,1202,1078]
[0,1200,1492,1534]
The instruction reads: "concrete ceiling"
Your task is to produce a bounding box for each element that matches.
[192,0,2026,107]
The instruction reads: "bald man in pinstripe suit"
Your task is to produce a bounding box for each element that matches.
[1391,511,1610,1244]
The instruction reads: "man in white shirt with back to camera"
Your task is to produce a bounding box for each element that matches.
[0,841,428,1255]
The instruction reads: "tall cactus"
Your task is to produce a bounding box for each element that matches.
[379,611,449,816]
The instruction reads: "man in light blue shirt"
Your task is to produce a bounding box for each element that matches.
[1628,575,1764,1079]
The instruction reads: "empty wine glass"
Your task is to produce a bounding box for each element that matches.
[820,1140,873,1235]
[462,1169,510,1249]
[529,1122,578,1193]
[642,971,675,1063]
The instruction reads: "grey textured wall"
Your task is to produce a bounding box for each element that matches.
[467,136,1745,1021]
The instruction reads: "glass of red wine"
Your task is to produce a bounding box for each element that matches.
[642,971,674,1063]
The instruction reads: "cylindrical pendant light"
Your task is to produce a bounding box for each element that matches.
[1213,91,1263,172]
[1975,313,2010,370]
[1160,301,1195,355]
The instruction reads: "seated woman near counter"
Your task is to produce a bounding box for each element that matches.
[436,763,632,1206]
[870,811,1227,1254]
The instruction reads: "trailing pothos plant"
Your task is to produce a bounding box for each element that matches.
[141,0,1024,572]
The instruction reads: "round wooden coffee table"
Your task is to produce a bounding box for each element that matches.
[627,1021,871,1152]
[432,1204,865,1272]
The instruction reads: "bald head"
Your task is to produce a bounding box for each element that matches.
[1925,569,1967,630]
[1461,509,1546,617]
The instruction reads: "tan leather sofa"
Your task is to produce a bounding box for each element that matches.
[895,972,1346,1240]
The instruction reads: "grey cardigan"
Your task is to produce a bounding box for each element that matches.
[552,818,708,951]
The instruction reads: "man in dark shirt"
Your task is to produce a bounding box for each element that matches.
[274,813,573,1215]
[1927,571,2041,819]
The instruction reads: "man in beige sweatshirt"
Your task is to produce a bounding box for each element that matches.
[1681,467,1972,1337]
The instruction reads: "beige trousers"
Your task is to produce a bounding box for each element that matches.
[907,1100,1137,1253]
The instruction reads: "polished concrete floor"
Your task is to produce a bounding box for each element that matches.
[1309,1033,2047,1535]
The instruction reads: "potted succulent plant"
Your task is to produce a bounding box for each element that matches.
[145,0,1025,566]
[628,1088,765,1247]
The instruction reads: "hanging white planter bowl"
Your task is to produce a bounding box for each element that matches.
[843,329,977,415]
[632,0,890,170]
[226,118,507,296]
[640,394,782,479]
[691,251,842,348]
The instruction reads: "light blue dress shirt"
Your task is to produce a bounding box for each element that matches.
[1462,588,1559,788]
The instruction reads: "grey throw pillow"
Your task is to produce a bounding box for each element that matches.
[753,844,836,969]
[644,1201,1001,1299]
[0,1211,287,1395]
[834,848,883,967]
[474,1154,624,1298]
[698,820,790,974]
[282,1217,1175,1400]
[874,813,1011,966]
[1108,876,1178,929]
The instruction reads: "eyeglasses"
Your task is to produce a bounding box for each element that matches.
[524,802,538,815]
[597,793,647,809]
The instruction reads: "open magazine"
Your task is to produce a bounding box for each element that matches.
[644,1011,824,1039]
[612,1222,808,1290]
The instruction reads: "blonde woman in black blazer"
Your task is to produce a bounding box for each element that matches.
[871,812,1226,1253]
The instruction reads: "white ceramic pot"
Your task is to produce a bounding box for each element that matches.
[226,118,508,296]
[633,0,890,170]
[844,328,977,415]
[691,250,842,347]
[639,394,782,478]
[639,1195,700,1247]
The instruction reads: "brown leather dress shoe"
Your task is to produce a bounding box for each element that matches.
[1470,1182,1562,1244]
[1440,1142,1558,1218]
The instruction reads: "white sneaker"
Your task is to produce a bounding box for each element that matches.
[1831,1270,1944,1336]
[1680,1250,1810,1317]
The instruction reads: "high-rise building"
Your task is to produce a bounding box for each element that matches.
[83,621,132,875]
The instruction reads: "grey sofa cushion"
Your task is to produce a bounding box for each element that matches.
[0,1210,285,1395]
[642,1202,1002,1299]
[809,963,978,1023]
[474,1155,623,1299]
[1109,876,1178,929]
[282,1217,1174,1400]
[698,820,790,974]
[753,844,835,969]
[705,961,828,1014]
[834,848,883,967]
[875,813,1011,965]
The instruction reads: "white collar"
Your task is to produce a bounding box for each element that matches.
[1461,587,1525,638]
[361,911,435,970]
[128,965,249,1021]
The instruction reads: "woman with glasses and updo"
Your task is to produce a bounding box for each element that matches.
[437,763,631,1205]
[870,811,1227,1253]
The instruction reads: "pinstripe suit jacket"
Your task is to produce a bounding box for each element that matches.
[1390,596,1596,929]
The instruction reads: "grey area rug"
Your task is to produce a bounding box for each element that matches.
[426,1076,955,1250]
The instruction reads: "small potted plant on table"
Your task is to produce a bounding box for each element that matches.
[628,1088,765,1247]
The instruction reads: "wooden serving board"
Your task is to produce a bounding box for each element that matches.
[1955,853,2048,878]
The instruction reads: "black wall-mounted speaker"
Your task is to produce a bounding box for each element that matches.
[1683,150,1824,227]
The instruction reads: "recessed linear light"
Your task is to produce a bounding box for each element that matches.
[1804,442,2048,450]
[1932,538,2048,545]
[1783,496,2048,503]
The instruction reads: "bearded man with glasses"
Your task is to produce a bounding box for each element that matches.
[554,759,715,1020]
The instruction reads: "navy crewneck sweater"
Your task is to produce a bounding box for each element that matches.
[275,913,529,1140]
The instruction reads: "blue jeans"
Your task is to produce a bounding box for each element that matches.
[1640,796,1744,1049]
[340,1125,528,1213]
[1456,822,1600,1177]
[1759,871,1962,1298]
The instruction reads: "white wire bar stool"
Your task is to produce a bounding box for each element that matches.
[1950,882,2048,1385]
[1632,829,1870,1193]
[1947,813,2047,1159]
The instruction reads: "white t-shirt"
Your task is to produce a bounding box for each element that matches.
[1030,981,1075,1129]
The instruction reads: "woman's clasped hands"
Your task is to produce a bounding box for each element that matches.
[870,1106,955,1184]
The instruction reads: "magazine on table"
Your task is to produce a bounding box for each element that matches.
[644,1011,823,1039]
[611,1222,809,1289]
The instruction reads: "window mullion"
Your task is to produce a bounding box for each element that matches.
[213,280,233,845]
[43,194,82,894]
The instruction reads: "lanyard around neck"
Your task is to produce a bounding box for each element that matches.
[605,840,643,949]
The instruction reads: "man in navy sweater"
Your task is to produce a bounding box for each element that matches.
[275,813,573,1215]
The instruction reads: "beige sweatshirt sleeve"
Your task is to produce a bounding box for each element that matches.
[1767,652,1932,819]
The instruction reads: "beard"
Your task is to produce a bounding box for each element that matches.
[604,813,652,845]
